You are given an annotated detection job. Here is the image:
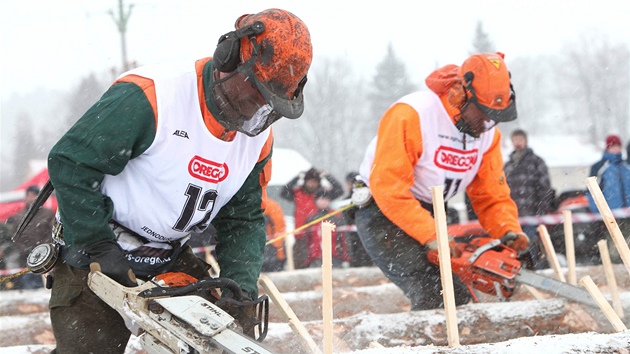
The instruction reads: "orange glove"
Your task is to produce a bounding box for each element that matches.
[504,232,530,253]
[275,244,286,261]
[271,238,286,260]
[426,237,462,258]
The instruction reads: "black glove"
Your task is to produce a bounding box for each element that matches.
[503,231,530,253]
[85,239,137,287]
[216,290,268,340]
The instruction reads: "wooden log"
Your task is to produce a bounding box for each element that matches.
[263,298,601,352]
[258,275,323,354]
[321,221,335,354]
[578,275,627,332]
[585,176,630,276]
[538,224,567,282]
[563,210,577,285]
[261,267,388,293]
[430,185,460,347]
[597,240,624,318]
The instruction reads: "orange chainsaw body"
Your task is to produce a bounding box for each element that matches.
[427,237,521,298]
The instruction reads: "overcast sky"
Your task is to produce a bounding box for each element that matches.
[1,0,629,102]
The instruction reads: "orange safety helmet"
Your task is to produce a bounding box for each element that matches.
[448,52,517,137]
[211,9,312,136]
[236,9,313,103]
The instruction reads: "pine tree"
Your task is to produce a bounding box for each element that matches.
[11,112,38,186]
[368,43,417,132]
[470,21,495,54]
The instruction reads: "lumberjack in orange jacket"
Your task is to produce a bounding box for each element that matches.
[355,53,528,311]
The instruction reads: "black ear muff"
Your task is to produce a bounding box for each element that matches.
[213,34,241,73]
[213,21,265,73]
[463,71,474,87]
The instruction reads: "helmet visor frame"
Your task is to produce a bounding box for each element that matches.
[464,79,517,124]
[211,60,283,137]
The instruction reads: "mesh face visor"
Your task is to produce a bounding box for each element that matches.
[457,102,497,138]
[211,59,283,137]
[211,43,307,136]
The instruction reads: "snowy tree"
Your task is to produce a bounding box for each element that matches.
[367,42,417,134]
[62,73,108,132]
[470,21,496,54]
[505,55,555,135]
[9,112,39,187]
[554,34,629,145]
[273,55,369,180]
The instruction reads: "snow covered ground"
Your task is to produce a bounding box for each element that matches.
[1,265,629,353]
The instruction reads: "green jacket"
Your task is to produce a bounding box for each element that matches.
[48,59,270,297]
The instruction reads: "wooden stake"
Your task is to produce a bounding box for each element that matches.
[563,210,577,285]
[586,176,630,276]
[321,221,335,354]
[285,234,295,271]
[579,276,627,332]
[258,276,323,354]
[430,186,460,347]
[597,240,625,318]
[537,224,566,282]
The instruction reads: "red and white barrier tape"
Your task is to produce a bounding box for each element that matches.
[0,268,27,276]
[517,207,630,226]
[292,208,630,235]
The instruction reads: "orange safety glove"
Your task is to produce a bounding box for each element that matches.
[275,244,286,261]
[426,237,462,258]
[271,238,286,260]
[504,231,530,253]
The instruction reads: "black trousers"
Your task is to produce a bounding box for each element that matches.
[50,246,211,354]
[354,203,471,311]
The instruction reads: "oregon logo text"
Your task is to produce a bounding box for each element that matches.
[188,155,229,183]
[434,146,479,172]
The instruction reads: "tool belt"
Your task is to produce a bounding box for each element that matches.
[53,217,190,278]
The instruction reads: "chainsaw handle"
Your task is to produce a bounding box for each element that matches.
[138,277,247,300]
[467,233,517,264]
[499,232,519,244]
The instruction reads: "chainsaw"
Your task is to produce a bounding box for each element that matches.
[87,270,274,354]
[426,234,598,308]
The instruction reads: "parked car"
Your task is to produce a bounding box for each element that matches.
[448,189,629,266]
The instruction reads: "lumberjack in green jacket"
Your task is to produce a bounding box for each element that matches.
[46,8,312,353]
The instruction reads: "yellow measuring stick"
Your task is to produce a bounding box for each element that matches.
[265,202,355,245]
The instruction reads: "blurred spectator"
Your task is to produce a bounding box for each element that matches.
[589,135,630,213]
[0,222,13,290]
[588,135,630,212]
[341,172,373,267]
[5,185,56,289]
[587,135,630,263]
[261,198,287,272]
[280,168,343,229]
[504,129,554,269]
[281,168,344,268]
[294,190,350,268]
[343,172,358,200]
